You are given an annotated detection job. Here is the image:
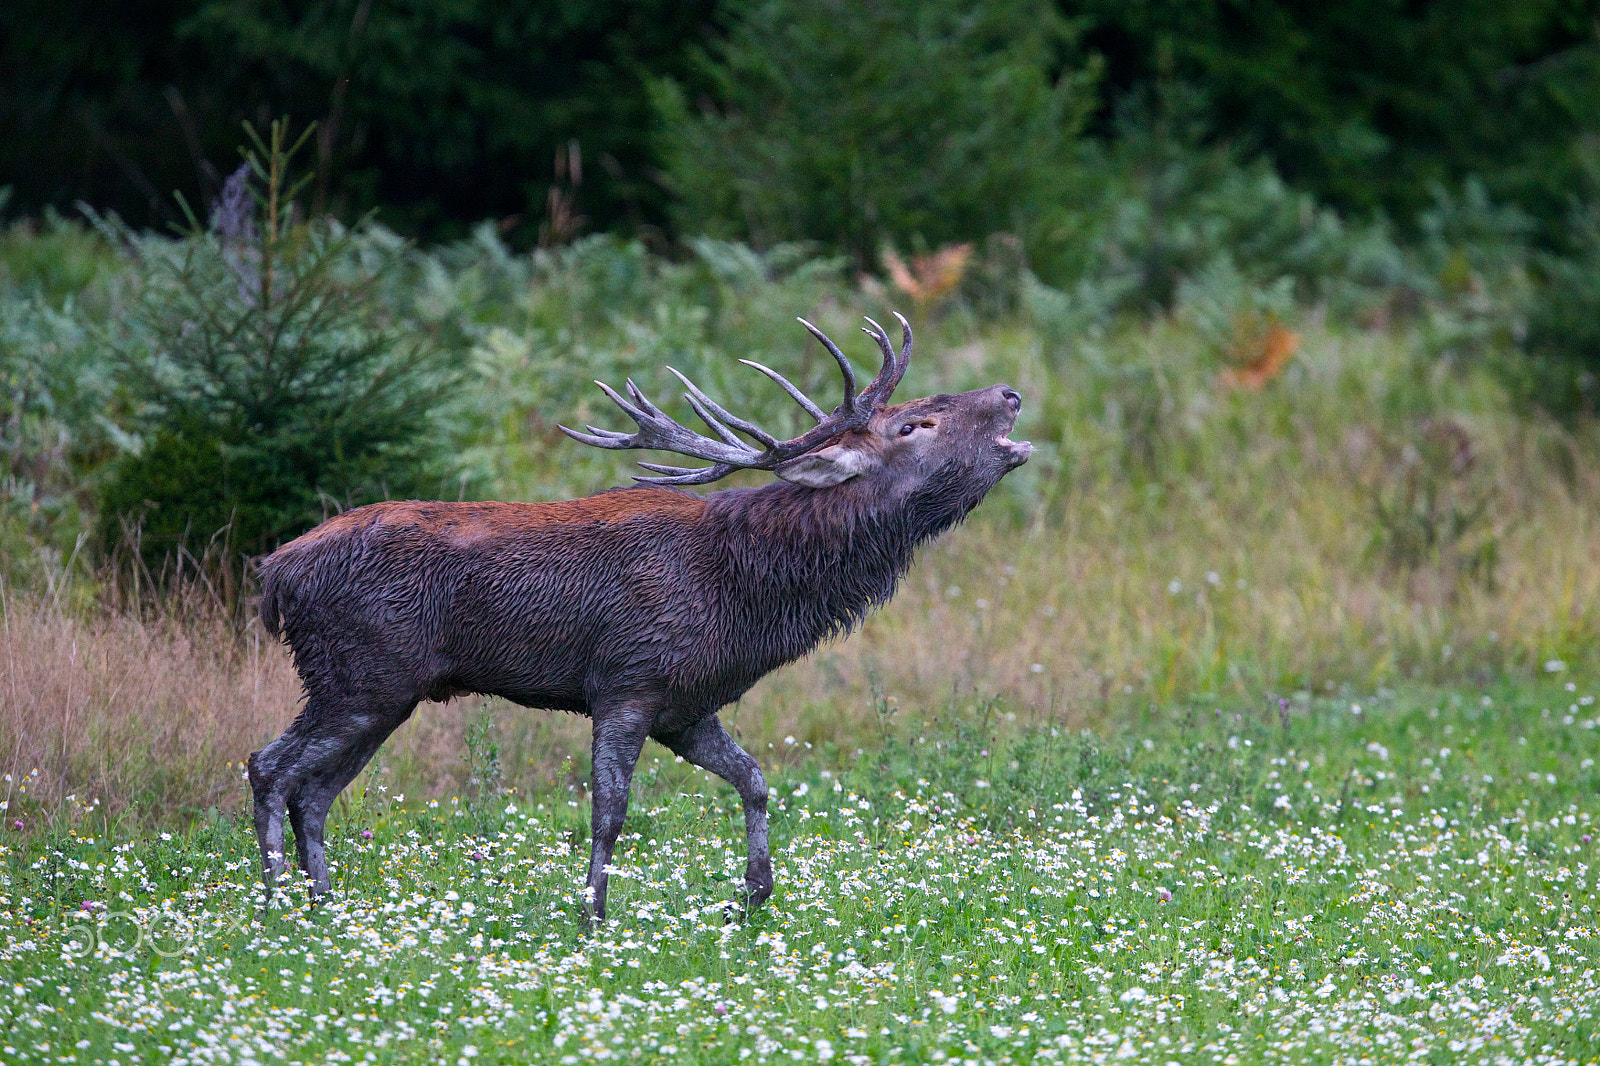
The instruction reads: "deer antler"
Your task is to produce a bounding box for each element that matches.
[560,313,913,485]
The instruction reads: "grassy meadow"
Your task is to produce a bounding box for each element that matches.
[2,222,1600,1063]
[3,681,1598,1064]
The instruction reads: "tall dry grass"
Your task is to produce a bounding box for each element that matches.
[0,593,595,827]
[0,594,298,824]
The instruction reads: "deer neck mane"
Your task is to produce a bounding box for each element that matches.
[702,470,977,642]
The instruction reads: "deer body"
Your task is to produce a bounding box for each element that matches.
[249,316,1030,918]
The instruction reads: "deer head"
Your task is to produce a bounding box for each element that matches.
[560,313,1033,494]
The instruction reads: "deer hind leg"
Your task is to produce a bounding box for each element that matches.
[584,706,653,924]
[284,702,416,898]
[656,714,772,910]
[249,722,313,898]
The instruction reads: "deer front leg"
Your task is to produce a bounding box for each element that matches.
[656,713,772,911]
[585,706,653,923]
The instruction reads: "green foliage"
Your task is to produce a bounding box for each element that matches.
[95,121,458,570]
[446,234,860,501]
[1363,419,1500,590]
[0,289,113,591]
[6,0,1599,265]
[652,0,1096,267]
[463,708,505,800]
[0,164,1594,598]
[1074,0,1600,228]
[0,202,123,311]
[1523,202,1600,418]
[0,0,721,241]
[1057,85,1411,311]
[459,705,509,834]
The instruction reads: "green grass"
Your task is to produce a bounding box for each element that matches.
[4,678,1598,1064]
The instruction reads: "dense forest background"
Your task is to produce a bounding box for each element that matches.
[3,0,1600,587]
[6,0,1598,247]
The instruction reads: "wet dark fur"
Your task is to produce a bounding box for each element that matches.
[247,384,1028,917]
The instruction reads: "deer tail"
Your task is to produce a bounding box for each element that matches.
[258,556,287,638]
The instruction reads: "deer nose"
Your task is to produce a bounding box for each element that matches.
[1000,387,1021,413]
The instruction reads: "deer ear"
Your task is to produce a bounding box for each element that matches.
[775,444,875,488]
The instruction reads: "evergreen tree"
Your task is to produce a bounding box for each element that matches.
[652,0,1097,268]
[97,121,458,570]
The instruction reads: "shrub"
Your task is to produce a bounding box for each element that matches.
[1521,202,1600,419]
[0,198,123,310]
[1362,418,1501,596]
[95,122,458,573]
[651,0,1096,269]
[1044,85,1414,318]
[0,286,115,591]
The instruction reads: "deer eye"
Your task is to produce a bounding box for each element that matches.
[899,423,916,436]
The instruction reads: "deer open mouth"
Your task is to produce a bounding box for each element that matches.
[998,434,1033,460]
[997,430,1033,464]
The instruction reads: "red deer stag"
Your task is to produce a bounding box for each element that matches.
[250,313,1031,918]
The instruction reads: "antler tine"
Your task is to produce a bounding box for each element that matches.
[858,314,911,405]
[662,367,743,449]
[892,310,914,375]
[667,367,783,449]
[624,378,664,417]
[632,460,737,486]
[678,391,745,448]
[558,423,630,449]
[860,316,896,394]
[796,317,858,413]
[739,359,827,423]
[568,376,763,466]
[635,460,712,475]
[599,379,650,424]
